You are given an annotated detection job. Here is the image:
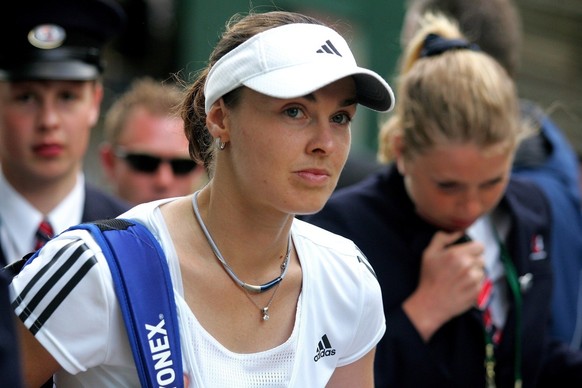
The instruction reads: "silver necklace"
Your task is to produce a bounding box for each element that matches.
[192,191,291,294]
[244,282,282,321]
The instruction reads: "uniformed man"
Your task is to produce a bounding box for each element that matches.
[0,0,131,267]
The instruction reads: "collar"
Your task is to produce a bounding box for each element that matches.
[0,171,85,261]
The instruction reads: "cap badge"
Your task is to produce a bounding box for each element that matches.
[28,24,66,50]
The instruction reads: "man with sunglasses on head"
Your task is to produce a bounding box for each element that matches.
[100,77,206,205]
[0,0,131,268]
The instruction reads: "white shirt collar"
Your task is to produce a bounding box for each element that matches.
[467,211,512,329]
[467,214,503,281]
[0,171,85,263]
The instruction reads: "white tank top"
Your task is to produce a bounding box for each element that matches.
[178,294,301,387]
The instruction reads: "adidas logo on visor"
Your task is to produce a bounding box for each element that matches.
[316,40,342,57]
[314,334,336,362]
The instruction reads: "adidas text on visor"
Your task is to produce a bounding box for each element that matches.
[204,23,395,114]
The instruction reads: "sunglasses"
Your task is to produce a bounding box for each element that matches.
[114,148,197,176]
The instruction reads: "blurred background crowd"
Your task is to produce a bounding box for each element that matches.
[86,0,582,192]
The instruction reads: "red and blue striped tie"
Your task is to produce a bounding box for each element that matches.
[478,276,502,344]
[34,219,54,251]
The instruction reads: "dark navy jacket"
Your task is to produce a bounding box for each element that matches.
[513,106,582,347]
[306,165,582,388]
[0,183,129,266]
[0,271,21,387]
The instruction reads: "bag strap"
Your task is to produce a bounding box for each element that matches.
[71,219,183,388]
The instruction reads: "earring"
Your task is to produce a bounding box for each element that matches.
[216,138,226,150]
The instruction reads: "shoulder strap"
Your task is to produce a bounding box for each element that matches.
[71,219,183,388]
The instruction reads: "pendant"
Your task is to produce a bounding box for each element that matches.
[262,307,270,321]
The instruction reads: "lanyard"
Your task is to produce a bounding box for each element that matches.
[486,231,523,388]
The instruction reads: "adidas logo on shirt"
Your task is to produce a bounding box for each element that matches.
[316,40,342,57]
[314,334,336,362]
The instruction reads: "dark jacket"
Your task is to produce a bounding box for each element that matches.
[0,271,22,387]
[81,183,130,223]
[513,102,582,347]
[306,164,582,387]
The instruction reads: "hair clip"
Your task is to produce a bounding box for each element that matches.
[420,33,480,58]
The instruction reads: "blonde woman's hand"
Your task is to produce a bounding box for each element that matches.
[403,231,485,341]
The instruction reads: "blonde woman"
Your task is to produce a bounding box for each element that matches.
[308,13,582,387]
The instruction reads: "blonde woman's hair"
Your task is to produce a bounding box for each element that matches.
[378,12,532,163]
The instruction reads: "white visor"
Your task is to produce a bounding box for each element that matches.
[204,23,395,114]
